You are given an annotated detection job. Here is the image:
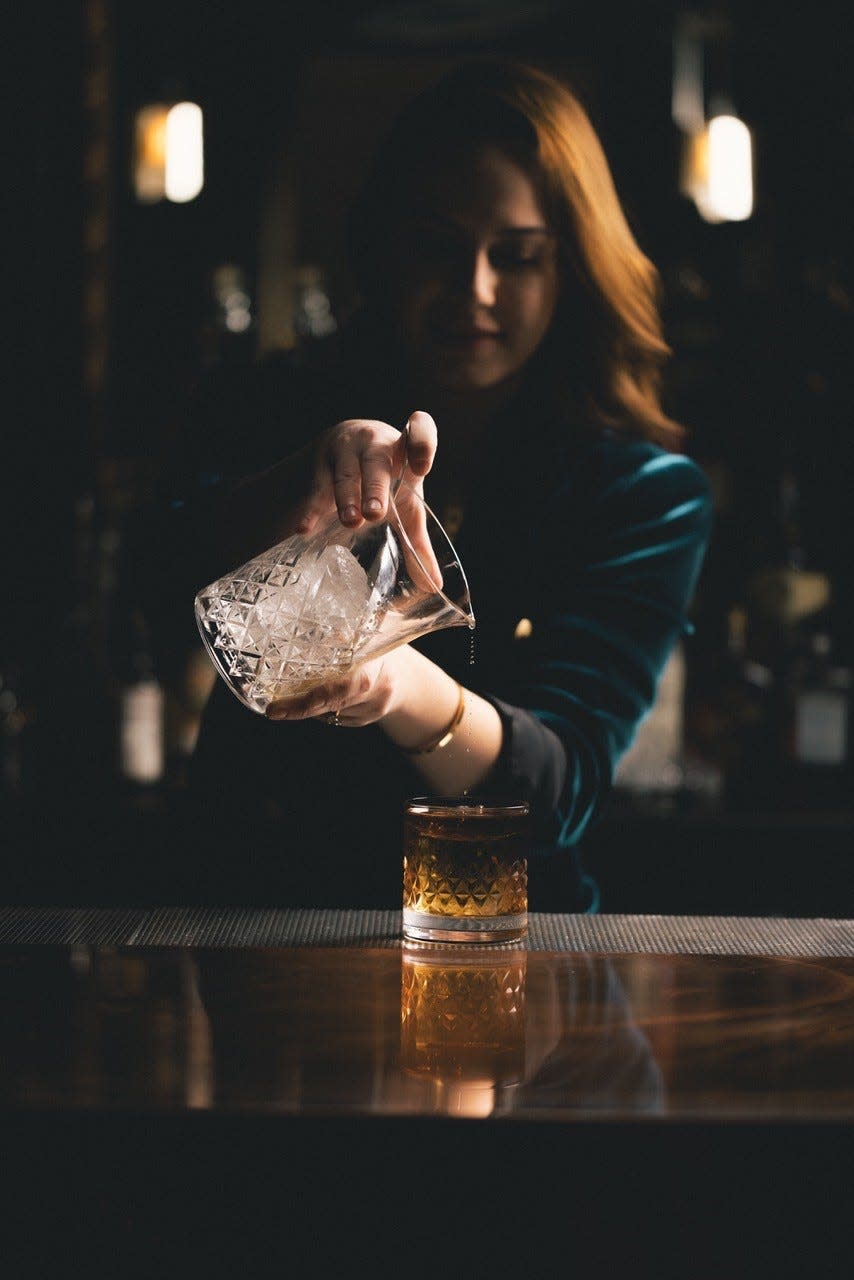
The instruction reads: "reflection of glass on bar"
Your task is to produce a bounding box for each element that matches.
[402,798,529,943]
[400,945,527,1116]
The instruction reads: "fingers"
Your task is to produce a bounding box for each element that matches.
[265,662,388,724]
[319,413,437,528]
[319,419,398,526]
[266,677,351,723]
[393,412,442,590]
[349,441,395,522]
[282,412,441,574]
[395,485,444,592]
[403,410,438,479]
[289,480,335,536]
[330,437,367,527]
[277,412,438,537]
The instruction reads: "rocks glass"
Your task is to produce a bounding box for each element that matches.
[402,797,530,944]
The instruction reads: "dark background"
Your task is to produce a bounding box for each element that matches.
[7,0,854,913]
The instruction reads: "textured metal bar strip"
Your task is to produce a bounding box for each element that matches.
[0,908,852,956]
[0,907,147,946]
[532,913,854,958]
[125,906,400,948]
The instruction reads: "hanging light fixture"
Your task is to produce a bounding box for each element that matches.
[702,112,753,222]
[133,100,204,204]
[673,11,754,224]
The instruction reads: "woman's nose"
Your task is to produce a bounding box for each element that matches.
[470,248,498,305]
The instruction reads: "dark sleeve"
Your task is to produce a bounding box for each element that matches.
[479,443,714,851]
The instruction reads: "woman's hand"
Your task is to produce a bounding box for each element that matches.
[265,655,400,726]
[224,409,440,583]
[287,409,442,590]
[290,409,437,531]
[265,644,505,796]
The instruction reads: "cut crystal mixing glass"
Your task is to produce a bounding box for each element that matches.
[194,481,474,714]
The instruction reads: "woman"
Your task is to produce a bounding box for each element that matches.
[162,58,713,910]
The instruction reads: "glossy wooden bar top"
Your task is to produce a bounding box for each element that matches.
[2,942,854,1122]
[2,911,852,1275]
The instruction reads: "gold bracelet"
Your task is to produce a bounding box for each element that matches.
[403,683,465,755]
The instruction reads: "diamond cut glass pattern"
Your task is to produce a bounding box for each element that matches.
[400,949,527,1093]
[402,800,530,943]
[194,483,474,714]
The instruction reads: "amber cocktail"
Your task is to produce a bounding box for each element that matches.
[402,798,529,943]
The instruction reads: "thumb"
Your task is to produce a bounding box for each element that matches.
[402,410,437,479]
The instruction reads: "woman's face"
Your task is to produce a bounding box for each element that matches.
[390,145,561,393]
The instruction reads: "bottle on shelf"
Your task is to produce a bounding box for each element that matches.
[735,462,846,810]
[745,464,831,674]
[0,663,29,797]
[779,624,852,810]
[117,606,166,789]
[198,263,257,370]
[293,264,337,342]
[716,604,777,811]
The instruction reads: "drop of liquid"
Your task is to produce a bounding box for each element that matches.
[468,624,476,667]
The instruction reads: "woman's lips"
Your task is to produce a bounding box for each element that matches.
[433,327,503,345]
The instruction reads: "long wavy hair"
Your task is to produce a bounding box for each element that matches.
[346,58,685,449]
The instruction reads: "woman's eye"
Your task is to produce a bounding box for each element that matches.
[490,246,541,270]
[404,227,549,270]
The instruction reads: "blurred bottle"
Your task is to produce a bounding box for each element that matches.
[117,605,165,789]
[717,605,776,809]
[745,465,831,672]
[779,626,852,809]
[293,265,337,342]
[199,263,256,369]
[0,664,29,797]
[734,463,843,809]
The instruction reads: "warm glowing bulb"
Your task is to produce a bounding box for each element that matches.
[134,105,170,202]
[165,102,204,203]
[703,114,753,222]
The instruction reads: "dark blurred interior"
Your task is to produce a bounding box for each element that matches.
[7,0,853,913]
